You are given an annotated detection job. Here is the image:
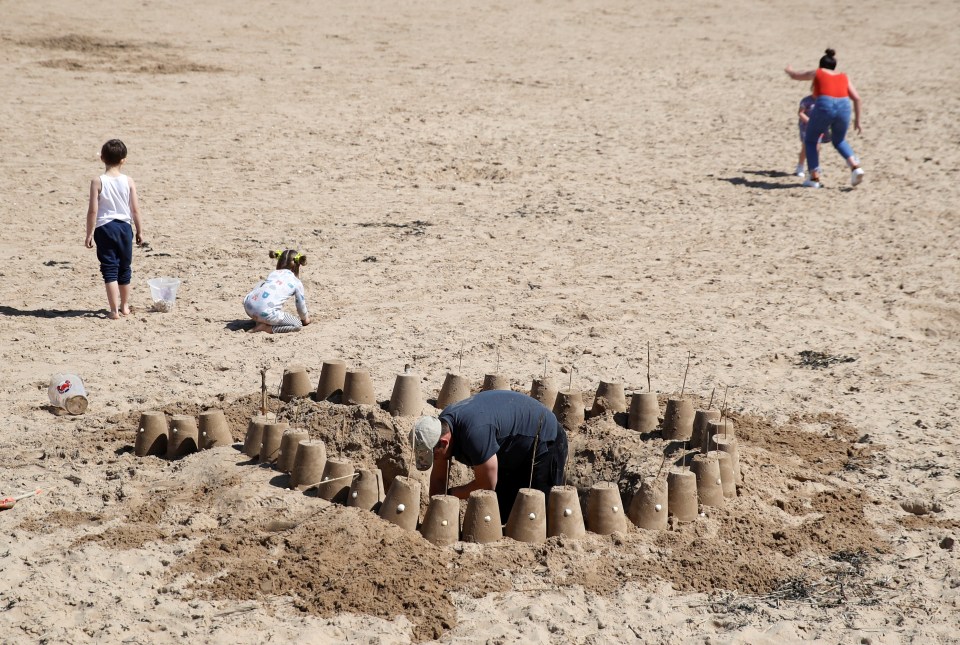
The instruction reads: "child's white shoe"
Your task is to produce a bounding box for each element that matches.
[850,167,865,187]
[802,179,821,188]
[794,164,805,178]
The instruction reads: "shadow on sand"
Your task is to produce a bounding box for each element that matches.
[717,174,797,190]
[225,319,256,331]
[0,306,104,319]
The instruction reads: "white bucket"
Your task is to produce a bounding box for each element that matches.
[148,277,181,312]
[48,373,88,415]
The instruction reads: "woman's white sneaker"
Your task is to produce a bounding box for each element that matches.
[795,164,806,178]
[802,179,821,188]
[850,167,865,186]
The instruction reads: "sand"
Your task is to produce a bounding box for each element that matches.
[1,0,959,642]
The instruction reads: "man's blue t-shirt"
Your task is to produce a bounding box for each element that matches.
[438,390,559,471]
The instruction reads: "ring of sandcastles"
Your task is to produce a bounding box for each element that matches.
[134,360,743,545]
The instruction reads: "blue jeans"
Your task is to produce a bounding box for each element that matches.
[804,96,856,175]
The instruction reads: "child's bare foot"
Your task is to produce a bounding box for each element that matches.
[120,304,135,316]
[107,310,121,320]
[248,322,273,334]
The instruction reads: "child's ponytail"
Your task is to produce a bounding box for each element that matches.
[270,249,306,276]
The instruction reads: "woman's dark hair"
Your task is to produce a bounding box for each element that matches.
[100,139,127,165]
[269,249,307,276]
[818,48,837,70]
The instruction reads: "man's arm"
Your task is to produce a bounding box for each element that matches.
[448,454,498,500]
[428,455,448,497]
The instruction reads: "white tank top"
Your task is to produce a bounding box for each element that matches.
[96,174,132,228]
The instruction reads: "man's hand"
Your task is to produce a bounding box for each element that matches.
[85,233,94,249]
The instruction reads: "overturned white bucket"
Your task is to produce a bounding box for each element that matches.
[48,373,88,415]
[148,277,181,312]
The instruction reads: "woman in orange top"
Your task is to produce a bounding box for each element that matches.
[785,48,864,188]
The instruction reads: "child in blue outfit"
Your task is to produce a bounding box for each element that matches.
[85,139,145,319]
[795,95,832,178]
[244,249,311,333]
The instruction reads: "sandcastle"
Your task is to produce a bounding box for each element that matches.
[530,377,558,410]
[436,372,471,409]
[711,450,736,499]
[690,453,724,508]
[505,488,547,543]
[628,391,660,433]
[704,418,736,453]
[348,468,385,511]
[591,381,627,416]
[481,373,510,392]
[661,397,694,441]
[692,409,721,453]
[315,359,347,402]
[462,489,503,543]
[389,373,424,417]
[199,409,233,450]
[279,364,312,402]
[628,477,668,530]
[342,369,376,405]
[553,390,584,433]
[546,485,586,538]
[419,495,460,546]
[259,421,289,465]
[667,468,698,522]
[277,429,309,474]
[135,411,168,457]
[586,481,627,535]
[167,415,198,458]
[378,475,421,531]
[712,434,741,483]
[130,354,755,549]
[242,415,267,459]
[315,457,355,503]
[290,440,326,489]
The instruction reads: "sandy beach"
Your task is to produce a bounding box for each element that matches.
[1,0,958,642]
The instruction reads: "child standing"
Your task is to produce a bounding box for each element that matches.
[244,249,311,333]
[85,139,144,319]
[795,95,831,178]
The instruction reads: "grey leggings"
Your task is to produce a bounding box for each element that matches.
[271,312,303,334]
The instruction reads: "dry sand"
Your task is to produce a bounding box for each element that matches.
[1,0,959,643]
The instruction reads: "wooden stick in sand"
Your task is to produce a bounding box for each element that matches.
[654,453,668,479]
[679,352,693,467]
[721,385,730,439]
[260,367,268,416]
[647,341,652,392]
[303,472,359,492]
[707,386,716,410]
[528,416,544,489]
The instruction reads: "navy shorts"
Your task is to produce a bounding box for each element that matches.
[94,219,133,284]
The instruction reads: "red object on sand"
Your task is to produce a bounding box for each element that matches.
[0,488,42,510]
